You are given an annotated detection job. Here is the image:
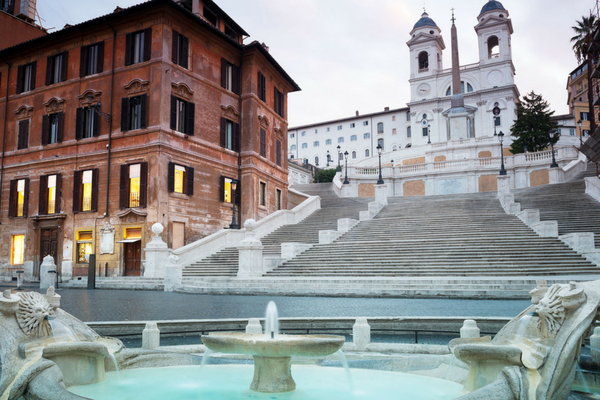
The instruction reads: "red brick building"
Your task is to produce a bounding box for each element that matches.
[0,0,299,281]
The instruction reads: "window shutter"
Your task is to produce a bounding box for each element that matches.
[72,170,82,213]
[45,55,53,85]
[18,120,28,150]
[233,122,240,152]
[186,166,194,196]
[124,33,132,66]
[79,46,88,77]
[233,64,241,95]
[96,42,104,73]
[121,97,130,132]
[140,94,147,129]
[260,128,266,157]
[220,58,227,88]
[181,35,189,69]
[167,162,175,192]
[139,162,148,208]
[29,61,36,90]
[172,30,179,64]
[186,101,195,135]
[39,174,47,215]
[23,178,29,217]
[16,65,23,94]
[219,176,225,202]
[91,168,99,212]
[170,95,177,130]
[276,140,282,166]
[92,110,100,137]
[60,52,68,82]
[119,164,128,209]
[57,112,64,143]
[41,114,49,145]
[8,179,15,217]
[55,173,62,213]
[143,28,152,62]
[75,107,83,140]
[220,117,227,147]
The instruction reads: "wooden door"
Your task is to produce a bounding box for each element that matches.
[124,241,141,276]
[39,228,59,279]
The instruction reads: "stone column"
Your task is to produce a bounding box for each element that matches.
[353,317,371,351]
[460,320,480,339]
[374,184,388,206]
[144,223,170,279]
[246,318,263,334]
[164,255,183,292]
[496,175,511,198]
[40,255,57,290]
[237,219,264,278]
[142,322,160,350]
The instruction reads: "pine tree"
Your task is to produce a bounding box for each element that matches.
[509,91,559,154]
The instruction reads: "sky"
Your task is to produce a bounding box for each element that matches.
[35,0,594,127]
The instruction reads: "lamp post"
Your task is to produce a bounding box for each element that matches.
[549,130,558,168]
[343,151,349,184]
[427,124,431,144]
[498,131,507,175]
[337,145,342,172]
[326,150,331,167]
[493,116,498,136]
[315,160,319,183]
[578,119,583,147]
[376,143,384,185]
[229,179,239,229]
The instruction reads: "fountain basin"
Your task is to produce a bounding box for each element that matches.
[42,342,110,386]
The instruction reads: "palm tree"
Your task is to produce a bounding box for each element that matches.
[571,14,598,63]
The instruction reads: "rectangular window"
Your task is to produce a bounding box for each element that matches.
[168,162,194,195]
[76,231,93,264]
[392,116,396,121]
[314,129,318,133]
[557,128,562,135]
[581,112,590,121]
[337,125,342,130]
[276,189,281,210]
[39,174,61,215]
[221,58,240,94]
[45,52,67,85]
[80,42,104,77]
[350,135,357,141]
[172,30,189,69]
[290,133,295,138]
[258,71,266,102]
[276,140,282,166]
[42,112,63,145]
[338,137,344,143]
[301,131,306,136]
[350,123,355,128]
[121,94,148,132]
[313,141,319,147]
[327,127,330,132]
[363,133,370,139]
[495,117,501,126]
[260,128,267,157]
[407,126,411,138]
[570,128,575,136]
[17,119,29,150]
[119,162,148,209]
[377,123,384,133]
[274,87,284,117]
[125,28,151,66]
[8,178,28,218]
[301,143,307,148]
[1,0,14,14]
[16,61,36,94]
[73,169,99,213]
[423,127,428,136]
[325,139,332,145]
[170,96,195,135]
[11,234,24,265]
[220,117,240,151]
[363,121,368,126]
[259,181,266,206]
[392,128,397,135]
[75,107,99,139]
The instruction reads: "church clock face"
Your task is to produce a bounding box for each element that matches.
[417,83,431,97]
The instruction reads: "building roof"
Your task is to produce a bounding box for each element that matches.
[289,107,410,131]
[413,12,437,30]
[479,1,505,16]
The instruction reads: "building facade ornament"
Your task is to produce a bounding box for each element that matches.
[78,89,102,107]
[220,105,239,121]
[258,115,270,128]
[43,97,66,114]
[99,222,115,255]
[476,100,488,107]
[14,105,33,120]
[124,78,150,95]
[171,82,194,101]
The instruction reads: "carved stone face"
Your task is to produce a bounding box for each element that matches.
[535,284,566,337]
[16,292,53,337]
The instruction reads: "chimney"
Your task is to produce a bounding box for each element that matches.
[355,111,359,116]
[384,107,390,112]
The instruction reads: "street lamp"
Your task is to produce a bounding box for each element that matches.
[498,131,507,176]
[427,124,431,144]
[337,145,342,172]
[315,160,319,183]
[578,119,583,147]
[326,150,331,167]
[549,130,558,168]
[376,143,384,185]
[229,179,239,229]
[343,151,349,184]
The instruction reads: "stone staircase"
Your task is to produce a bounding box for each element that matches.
[265,191,598,277]
[181,183,371,277]
[513,162,600,248]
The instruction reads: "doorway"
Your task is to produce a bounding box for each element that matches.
[40,227,58,270]
[124,241,141,276]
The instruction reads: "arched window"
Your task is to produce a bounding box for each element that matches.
[418,51,429,71]
[365,149,370,157]
[487,35,499,59]
[377,122,384,134]
[406,111,411,121]
[315,156,319,165]
[377,138,384,150]
[445,81,474,96]
[352,151,356,159]
[407,126,412,138]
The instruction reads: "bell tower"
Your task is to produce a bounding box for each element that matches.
[474,1,514,66]
[406,11,445,81]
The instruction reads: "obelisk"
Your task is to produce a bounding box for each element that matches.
[448,9,469,140]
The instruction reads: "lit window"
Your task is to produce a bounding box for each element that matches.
[47,175,57,214]
[174,165,185,193]
[76,231,93,264]
[11,234,24,265]
[82,170,93,212]
[222,177,234,203]
[16,179,25,217]
[129,164,141,208]
[168,163,194,195]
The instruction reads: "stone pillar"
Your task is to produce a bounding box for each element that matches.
[144,223,170,278]
[164,255,183,292]
[40,255,57,290]
[374,184,388,206]
[353,317,371,351]
[549,167,562,184]
[590,326,600,364]
[142,322,160,350]
[281,243,312,261]
[496,175,511,198]
[340,183,353,198]
[237,219,264,277]
[246,318,263,334]
[460,320,480,339]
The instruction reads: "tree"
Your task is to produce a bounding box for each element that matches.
[571,14,597,64]
[313,168,337,183]
[509,91,559,154]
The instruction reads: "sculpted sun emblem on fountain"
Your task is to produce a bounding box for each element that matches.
[532,281,586,338]
[16,292,53,337]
